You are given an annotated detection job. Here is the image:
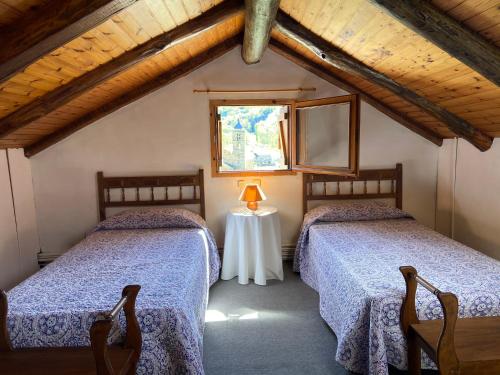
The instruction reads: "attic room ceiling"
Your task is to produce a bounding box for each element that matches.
[0,0,498,155]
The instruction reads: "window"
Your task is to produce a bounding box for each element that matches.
[210,96,359,177]
[210,100,292,177]
[292,95,360,176]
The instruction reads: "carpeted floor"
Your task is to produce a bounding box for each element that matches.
[203,261,432,375]
[203,261,345,375]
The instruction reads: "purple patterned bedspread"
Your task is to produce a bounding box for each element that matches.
[295,203,500,375]
[7,208,220,375]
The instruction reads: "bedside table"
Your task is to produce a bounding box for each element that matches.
[221,206,283,286]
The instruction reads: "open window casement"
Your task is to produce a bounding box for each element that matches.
[291,94,360,177]
[209,95,359,177]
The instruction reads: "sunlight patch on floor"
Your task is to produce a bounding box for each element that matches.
[205,309,260,322]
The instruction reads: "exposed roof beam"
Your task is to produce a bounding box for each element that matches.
[0,0,243,139]
[242,0,280,64]
[274,11,492,151]
[269,39,443,146]
[0,0,139,84]
[24,36,240,157]
[367,0,500,86]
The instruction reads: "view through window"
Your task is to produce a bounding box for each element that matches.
[217,105,289,173]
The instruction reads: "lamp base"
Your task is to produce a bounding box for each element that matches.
[247,201,258,211]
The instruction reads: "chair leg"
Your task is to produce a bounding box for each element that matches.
[126,364,138,375]
[408,329,421,375]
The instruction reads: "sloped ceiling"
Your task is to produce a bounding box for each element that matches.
[278,0,499,137]
[0,0,498,156]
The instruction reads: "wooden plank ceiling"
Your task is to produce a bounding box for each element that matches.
[278,0,500,140]
[0,0,48,26]
[0,0,498,155]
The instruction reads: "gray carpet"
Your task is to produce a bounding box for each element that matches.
[203,261,433,375]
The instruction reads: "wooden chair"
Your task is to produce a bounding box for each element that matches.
[400,266,500,375]
[0,285,142,375]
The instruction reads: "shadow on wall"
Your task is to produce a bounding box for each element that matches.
[399,159,437,228]
[435,206,452,238]
[0,230,21,290]
[452,208,500,260]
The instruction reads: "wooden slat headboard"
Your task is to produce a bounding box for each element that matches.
[303,163,402,215]
[97,169,206,220]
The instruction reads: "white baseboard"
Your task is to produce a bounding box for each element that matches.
[218,244,296,260]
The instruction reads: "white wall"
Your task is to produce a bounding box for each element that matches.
[0,150,20,290]
[0,150,39,290]
[30,47,439,254]
[437,138,500,260]
[8,149,40,277]
[435,139,456,237]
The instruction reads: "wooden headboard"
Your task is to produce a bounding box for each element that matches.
[303,163,402,215]
[97,169,205,220]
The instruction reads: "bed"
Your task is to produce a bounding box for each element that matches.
[6,169,219,375]
[296,164,500,375]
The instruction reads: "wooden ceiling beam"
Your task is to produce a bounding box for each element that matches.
[0,0,243,139]
[24,36,240,157]
[274,11,492,152]
[367,0,500,86]
[242,0,280,64]
[269,39,443,146]
[0,0,140,85]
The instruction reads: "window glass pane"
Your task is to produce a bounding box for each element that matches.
[218,105,289,172]
[297,102,350,167]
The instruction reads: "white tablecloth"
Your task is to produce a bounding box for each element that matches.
[221,206,283,286]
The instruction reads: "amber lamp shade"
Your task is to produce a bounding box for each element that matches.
[239,184,266,211]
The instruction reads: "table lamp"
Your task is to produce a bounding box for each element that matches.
[239,184,266,211]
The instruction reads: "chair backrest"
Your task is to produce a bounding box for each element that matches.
[400,266,460,373]
[90,285,142,375]
[1,285,142,375]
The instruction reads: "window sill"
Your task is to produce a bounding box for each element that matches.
[212,170,297,177]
